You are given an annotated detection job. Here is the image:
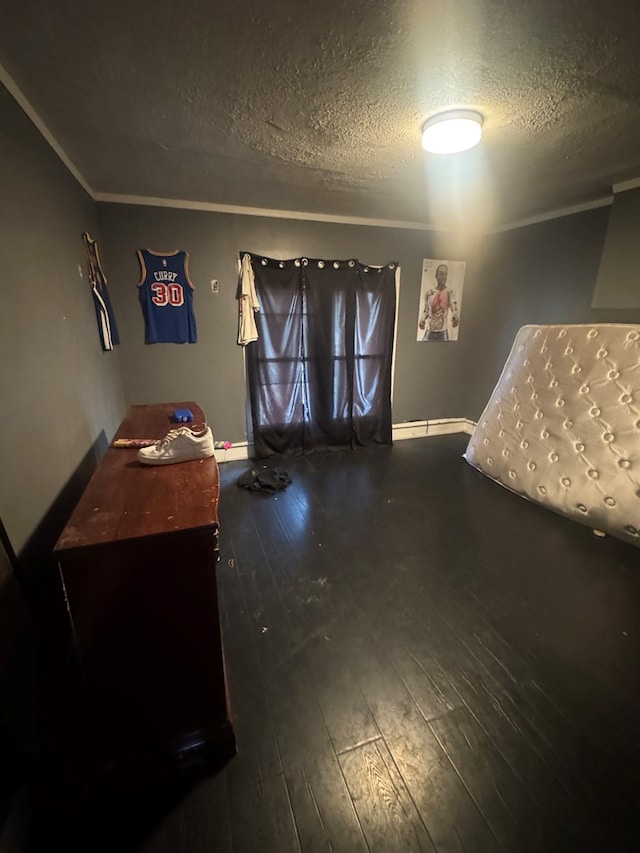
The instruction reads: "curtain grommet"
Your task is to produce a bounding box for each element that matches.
[318,260,325,268]
[261,258,268,266]
[348,260,355,267]
[294,259,301,267]
[301,258,309,266]
[333,261,340,269]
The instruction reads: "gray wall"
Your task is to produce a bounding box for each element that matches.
[98,203,483,442]
[593,189,640,309]
[464,206,640,420]
[0,86,126,555]
[5,73,640,560]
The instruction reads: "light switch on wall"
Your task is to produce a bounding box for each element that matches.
[211,280,219,293]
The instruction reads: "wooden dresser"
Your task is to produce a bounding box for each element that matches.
[54,402,235,790]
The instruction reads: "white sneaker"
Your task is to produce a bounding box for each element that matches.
[137,426,215,465]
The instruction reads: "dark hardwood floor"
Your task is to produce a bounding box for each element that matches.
[16,434,640,851]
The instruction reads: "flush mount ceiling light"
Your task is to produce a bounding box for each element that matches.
[421,110,483,154]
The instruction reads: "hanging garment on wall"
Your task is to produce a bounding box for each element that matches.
[82,232,120,351]
[137,249,197,344]
[237,253,261,345]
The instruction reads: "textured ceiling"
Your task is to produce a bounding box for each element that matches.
[2,0,640,230]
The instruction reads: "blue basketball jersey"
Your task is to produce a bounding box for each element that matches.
[82,232,120,350]
[137,249,197,344]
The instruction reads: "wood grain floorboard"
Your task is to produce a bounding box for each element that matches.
[23,439,640,851]
[285,753,370,853]
[387,717,502,853]
[227,772,300,853]
[428,707,553,853]
[338,739,435,852]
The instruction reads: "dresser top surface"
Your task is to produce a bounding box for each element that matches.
[55,402,220,553]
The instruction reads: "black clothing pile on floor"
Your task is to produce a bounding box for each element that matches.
[237,467,291,495]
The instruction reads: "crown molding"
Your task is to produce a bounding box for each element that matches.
[612,176,640,194]
[1,62,94,199]
[488,195,613,234]
[94,192,453,232]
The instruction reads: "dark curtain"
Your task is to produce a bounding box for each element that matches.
[245,254,397,458]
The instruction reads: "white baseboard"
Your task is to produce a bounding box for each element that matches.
[214,442,251,463]
[214,419,477,463]
[392,418,476,441]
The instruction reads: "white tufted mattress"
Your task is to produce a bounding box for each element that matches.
[465,324,640,547]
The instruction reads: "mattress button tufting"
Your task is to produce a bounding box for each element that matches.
[521,440,529,449]
[597,349,608,358]
[608,370,620,380]
[619,459,631,469]
[575,442,585,452]
[603,432,615,443]
[628,332,639,342]
[579,385,590,394]
[561,477,571,487]
[549,452,559,462]
[528,461,536,471]
[587,329,598,339]
[590,407,601,417]
[538,485,548,495]
[624,525,638,536]
[588,469,599,479]
[604,496,616,507]
[621,394,633,404]
[577,504,588,513]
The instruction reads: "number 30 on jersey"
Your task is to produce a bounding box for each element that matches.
[151,282,185,306]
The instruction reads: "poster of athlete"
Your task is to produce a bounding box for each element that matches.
[416,258,466,342]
